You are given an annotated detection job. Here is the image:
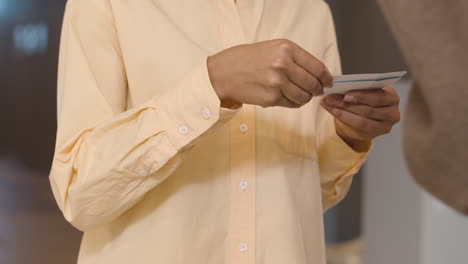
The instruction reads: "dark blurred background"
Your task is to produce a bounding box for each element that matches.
[0,1,82,263]
[0,0,408,263]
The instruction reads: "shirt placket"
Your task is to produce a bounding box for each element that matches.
[213,1,256,264]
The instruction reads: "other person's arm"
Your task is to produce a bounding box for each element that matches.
[379,0,468,215]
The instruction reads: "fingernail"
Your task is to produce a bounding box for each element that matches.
[325,81,334,89]
[344,95,357,103]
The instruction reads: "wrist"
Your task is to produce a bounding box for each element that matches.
[207,56,242,109]
[335,119,372,152]
[338,133,371,153]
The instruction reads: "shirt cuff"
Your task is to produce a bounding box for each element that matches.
[320,119,372,211]
[122,59,240,177]
[156,58,240,152]
[320,118,372,183]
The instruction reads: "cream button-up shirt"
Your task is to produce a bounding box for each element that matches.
[50,0,369,263]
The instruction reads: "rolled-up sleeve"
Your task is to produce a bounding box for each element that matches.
[316,116,370,211]
[50,1,238,231]
[316,5,371,211]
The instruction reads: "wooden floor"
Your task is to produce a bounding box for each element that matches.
[0,158,81,264]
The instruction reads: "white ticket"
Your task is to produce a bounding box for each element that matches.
[324,71,407,95]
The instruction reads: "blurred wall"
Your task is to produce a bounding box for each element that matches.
[324,0,407,244]
[0,1,82,264]
[329,0,407,74]
[363,80,423,264]
[0,0,64,171]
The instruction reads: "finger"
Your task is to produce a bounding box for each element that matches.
[290,42,333,88]
[278,89,302,108]
[281,81,313,106]
[286,63,323,96]
[343,87,400,107]
[324,94,401,122]
[321,100,393,136]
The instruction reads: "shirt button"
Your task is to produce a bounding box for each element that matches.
[201,107,211,120]
[178,125,189,135]
[137,169,148,177]
[239,242,248,252]
[239,123,249,133]
[239,181,248,191]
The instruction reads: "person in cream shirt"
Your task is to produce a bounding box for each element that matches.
[50,0,400,263]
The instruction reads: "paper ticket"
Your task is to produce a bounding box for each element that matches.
[324,71,407,95]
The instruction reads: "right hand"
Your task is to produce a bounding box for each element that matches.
[207,39,333,108]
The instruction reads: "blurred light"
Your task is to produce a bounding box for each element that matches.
[13,23,49,56]
[0,0,7,16]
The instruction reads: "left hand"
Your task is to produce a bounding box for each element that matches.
[320,87,401,152]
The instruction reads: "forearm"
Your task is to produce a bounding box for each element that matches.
[52,61,238,231]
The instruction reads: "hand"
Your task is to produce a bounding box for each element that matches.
[207,39,333,108]
[320,87,401,152]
